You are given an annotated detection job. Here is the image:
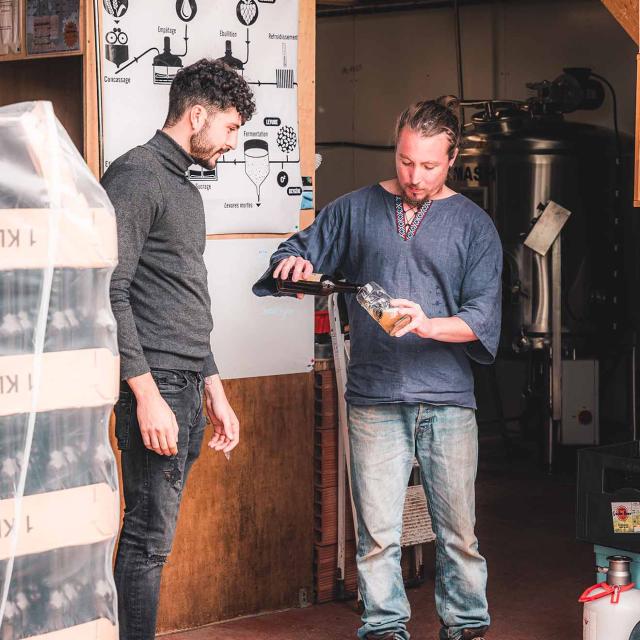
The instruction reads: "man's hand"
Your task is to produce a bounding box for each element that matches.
[273,256,314,299]
[389,299,433,339]
[204,375,240,454]
[128,372,179,456]
[389,300,479,342]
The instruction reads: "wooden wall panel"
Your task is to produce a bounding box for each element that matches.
[0,56,84,151]
[636,53,640,206]
[156,373,314,632]
[84,0,100,178]
[298,0,316,230]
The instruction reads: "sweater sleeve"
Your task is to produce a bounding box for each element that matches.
[103,164,162,380]
[202,352,218,377]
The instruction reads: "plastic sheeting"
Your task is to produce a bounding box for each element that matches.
[0,101,120,640]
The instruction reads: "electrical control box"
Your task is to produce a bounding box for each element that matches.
[560,359,599,446]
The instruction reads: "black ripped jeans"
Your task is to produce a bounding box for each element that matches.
[113,369,205,640]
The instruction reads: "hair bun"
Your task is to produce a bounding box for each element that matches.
[394,97,462,155]
[435,95,460,111]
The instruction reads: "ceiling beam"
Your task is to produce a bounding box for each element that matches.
[601,0,639,43]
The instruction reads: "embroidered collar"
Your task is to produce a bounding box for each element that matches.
[394,196,433,240]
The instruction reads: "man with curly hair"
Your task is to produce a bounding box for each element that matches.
[102,58,255,640]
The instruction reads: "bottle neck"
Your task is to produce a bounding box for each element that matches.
[304,273,362,293]
[328,280,361,294]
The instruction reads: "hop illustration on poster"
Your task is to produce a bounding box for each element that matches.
[101,0,302,234]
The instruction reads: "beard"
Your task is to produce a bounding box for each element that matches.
[401,188,431,208]
[190,124,225,169]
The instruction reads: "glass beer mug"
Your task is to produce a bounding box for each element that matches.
[356,282,411,335]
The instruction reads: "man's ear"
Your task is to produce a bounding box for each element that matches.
[449,148,459,167]
[189,104,208,133]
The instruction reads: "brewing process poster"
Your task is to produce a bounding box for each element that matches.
[100,0,302,234]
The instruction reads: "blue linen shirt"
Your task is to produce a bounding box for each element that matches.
[253,184,503,409]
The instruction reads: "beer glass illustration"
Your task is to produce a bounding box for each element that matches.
[244,139,270,203]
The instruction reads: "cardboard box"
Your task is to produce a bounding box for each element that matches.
[0,208,117,270]
[0,348,119,416]
[0,483,119,559]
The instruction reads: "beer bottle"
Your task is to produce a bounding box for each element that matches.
[276,273,362,297]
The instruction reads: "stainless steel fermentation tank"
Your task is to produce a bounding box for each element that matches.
[452,113,630,353]
[449,70,637,462]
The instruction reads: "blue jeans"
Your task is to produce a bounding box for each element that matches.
[348,403,489,640]
[113,369,206,640]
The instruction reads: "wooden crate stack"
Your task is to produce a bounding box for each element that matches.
[313,366,358,603]
[0,102,120,639]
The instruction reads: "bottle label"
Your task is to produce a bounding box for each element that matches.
[611,501,640,533]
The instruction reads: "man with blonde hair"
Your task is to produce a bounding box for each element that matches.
[254,97,502,640]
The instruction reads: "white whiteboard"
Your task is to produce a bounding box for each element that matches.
[100,0,302,234]
[204,238,314,380]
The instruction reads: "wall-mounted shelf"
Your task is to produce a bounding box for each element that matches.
[0,0,85,64]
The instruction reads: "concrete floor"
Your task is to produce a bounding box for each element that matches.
[164,440,595,640]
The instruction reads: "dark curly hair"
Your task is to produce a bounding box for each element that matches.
[395,96,461,159]
[164,58,256,126]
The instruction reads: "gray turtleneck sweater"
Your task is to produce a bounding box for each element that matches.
[102,130,217,380]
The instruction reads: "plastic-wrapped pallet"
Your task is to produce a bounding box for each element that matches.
[0,102,120,640]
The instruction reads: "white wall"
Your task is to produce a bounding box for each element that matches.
[316,0,637,208]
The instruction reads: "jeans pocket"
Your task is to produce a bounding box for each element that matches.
[151,369,190,394]
[432,405,476,430]
[114,393,133,451]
